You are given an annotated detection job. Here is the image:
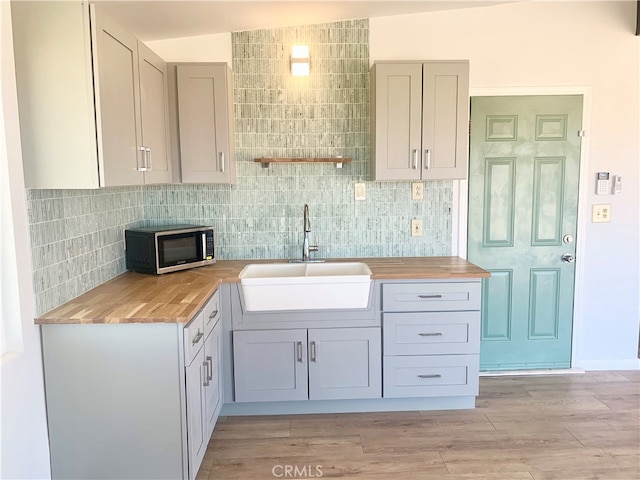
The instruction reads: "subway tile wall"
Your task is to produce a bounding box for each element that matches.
[28,19,452,315]
[145,19,453,260]
[26,188,144,315]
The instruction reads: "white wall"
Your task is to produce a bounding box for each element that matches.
[372,0,640,369]
[146,32,232,63]
[0,2,51,478]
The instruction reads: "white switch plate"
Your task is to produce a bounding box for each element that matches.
[354,182,366,201]
[412,182,424,200]
[411,219,423,236]
[592,204,611,223]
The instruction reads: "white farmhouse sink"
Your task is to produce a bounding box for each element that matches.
[238,262,372,311]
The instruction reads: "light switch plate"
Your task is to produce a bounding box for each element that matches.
[592,204,611,223]
[354,183,366,201]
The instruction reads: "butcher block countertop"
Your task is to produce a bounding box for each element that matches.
[36,256,488,325]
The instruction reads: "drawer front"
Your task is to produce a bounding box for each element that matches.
[184,310,206,366]
[383,354,479,398]
[382,282,481,312]
[203,288,221,337]
[383,312,480,356]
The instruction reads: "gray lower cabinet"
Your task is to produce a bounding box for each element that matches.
[233,327,381,402]
[381,281,481,398]
[40,290,222,480]
[184,290,222,480]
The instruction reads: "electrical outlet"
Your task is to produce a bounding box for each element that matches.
[354,182,366,201]
[411,219,423,237]
[412,182,424,200]
[592,204,611,223]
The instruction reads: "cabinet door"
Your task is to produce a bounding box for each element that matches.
[421,62,469,180]
[185,348,207,480]
[371,63,423,181]
[91,6,143,186]
[12,1,101,189]
[308,327,381,400]
[203,322,222,439]
[177,65,236,184]
[233,329,307,402]
[138,41,171,184]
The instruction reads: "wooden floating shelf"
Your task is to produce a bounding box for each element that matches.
[255,157,352,168]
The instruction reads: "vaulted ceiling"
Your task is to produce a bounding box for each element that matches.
[96,0,520,41]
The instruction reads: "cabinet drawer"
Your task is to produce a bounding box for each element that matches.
[203,289,221,337]
[382,282,481,312]
[383,312,479,356]
[383,354,479,398]
[184,310,205,366]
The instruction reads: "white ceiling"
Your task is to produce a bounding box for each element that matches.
[95,0,517,41]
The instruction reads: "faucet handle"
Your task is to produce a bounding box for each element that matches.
[309,245,318,253]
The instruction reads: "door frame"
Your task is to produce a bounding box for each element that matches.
[452,86,592,369]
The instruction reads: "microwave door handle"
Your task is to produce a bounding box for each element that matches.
[202,233,207,259]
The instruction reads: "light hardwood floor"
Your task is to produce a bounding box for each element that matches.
[197,371,639,479]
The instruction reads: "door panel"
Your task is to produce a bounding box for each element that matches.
[92,9,142,186]
[138,42,171,184]
[468,95,582,370]
[371,63,423,180]
[308,327,381,400]
[233,329,308,402]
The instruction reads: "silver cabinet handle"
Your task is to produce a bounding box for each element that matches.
[192,330,204,346]
[146,147,152,171]
[219,152,225,173]
[206,355,213,382]
[310,341,317,362]
[424,149,431,170]
[561,253,575,263]
[138,146,147,171]
[418,294,443,299]
[412,149,419,170]
[418,374,442,379]
[296,341,303,362]
[209,309,219,321]
[418,332,443,337]
[203,359,210,386]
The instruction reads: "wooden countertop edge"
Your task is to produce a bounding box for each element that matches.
[36,278,222,325]
[35,257,489,325]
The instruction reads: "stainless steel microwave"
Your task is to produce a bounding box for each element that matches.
[125,225,215,274]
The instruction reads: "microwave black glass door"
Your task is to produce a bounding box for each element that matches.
[158,233,202,267]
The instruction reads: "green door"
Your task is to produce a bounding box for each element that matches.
[468,95,583,370]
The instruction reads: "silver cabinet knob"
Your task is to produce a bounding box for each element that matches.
[561,253,575,263]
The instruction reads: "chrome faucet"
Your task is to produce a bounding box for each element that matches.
[302,204,318,262]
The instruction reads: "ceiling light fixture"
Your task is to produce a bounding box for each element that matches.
[291,45,310,76]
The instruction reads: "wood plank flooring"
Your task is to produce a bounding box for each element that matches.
[197,371,639,479]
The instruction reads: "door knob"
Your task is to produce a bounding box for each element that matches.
[561,253,575,263]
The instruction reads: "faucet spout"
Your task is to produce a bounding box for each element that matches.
[301,204,318,262]
[304,204,311,233]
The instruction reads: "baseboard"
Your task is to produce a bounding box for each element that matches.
[480,368,585,377]
[574,358,640,371]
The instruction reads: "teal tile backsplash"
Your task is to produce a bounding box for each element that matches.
[27,187,144,315]
[27,18,452,316]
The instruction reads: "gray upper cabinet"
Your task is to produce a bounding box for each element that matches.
[176,64,236,184]
[370,61,469,181]
[137,42,172,184]
[12,2,171,188]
